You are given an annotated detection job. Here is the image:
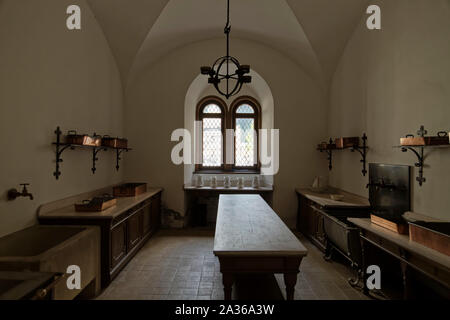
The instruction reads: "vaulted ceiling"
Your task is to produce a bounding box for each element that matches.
[87,0,368,90]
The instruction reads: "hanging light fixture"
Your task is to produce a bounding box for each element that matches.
[200,0,251,99]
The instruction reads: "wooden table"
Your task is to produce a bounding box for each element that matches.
[214,195,307,300]
[349,218,450,299]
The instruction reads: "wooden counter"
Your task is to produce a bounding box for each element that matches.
[38,187,163,288]
[295,188,370,209]
[214,195,307,300]
[38,188,162,220]
[349,218,450,299]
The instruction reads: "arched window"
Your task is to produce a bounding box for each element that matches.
[196,96,226,170]
[195,96,261,172]
[231,97,261,170]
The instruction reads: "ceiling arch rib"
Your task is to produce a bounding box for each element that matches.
[286,0,369,84]
[128,0,324,91]
[86,0,368,91]
[86,0,169,83]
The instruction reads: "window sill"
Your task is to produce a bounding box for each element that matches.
[194,169,261,175]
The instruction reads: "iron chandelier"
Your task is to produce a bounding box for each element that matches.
[200,0,251,99]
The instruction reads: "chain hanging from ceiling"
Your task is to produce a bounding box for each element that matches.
[200,0,252,99]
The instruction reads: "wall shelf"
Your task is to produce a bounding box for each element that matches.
[53,126,131,180]
[395,125,450,186]
[317,133,368,176]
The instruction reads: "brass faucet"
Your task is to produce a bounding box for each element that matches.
[8,183,34,201]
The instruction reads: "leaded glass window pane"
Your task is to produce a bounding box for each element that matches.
[203,104,222,114]
[236,104,254,114]
[202,118,222,167]
[235,118,255,166]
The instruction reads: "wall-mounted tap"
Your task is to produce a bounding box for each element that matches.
[8,183,34,201]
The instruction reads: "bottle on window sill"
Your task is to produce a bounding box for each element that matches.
[252,176,259,188]
[224,176,230,188]
[196,175,203,187]
[237,177,244,189]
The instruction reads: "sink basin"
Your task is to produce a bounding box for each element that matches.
[0,226,85,257]
[0,225,100,299]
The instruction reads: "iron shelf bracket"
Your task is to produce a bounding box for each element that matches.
[318,138,334,171]
[53,126,74,180]
[115,148,129,171]
[52,126,132,179]
[91,145,108,174]
[401,145,425,186]
[398,125,428,186]
[318,134,368,176]
[351,133,368,176]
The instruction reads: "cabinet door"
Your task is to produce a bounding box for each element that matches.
[310,206,327,250]
[127,211,143,251]
[150,194,161,232]
[111,222,127,269]
[142,200,152,236]
[297,195,310,235]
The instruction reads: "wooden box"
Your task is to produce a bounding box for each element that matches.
[102,136,128,149]
[409,221,450,256]
[371,214,409,234]
[66,131,101,147]
[400,132,449,146]
[335,137,359,149]
[317,142,336,151]
[113,183,147,197]
[75,198,117,212]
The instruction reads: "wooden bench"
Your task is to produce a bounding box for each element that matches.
[214,194,308,300]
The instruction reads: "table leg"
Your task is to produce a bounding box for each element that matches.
[283,273,298,300]
[222,273,234,300]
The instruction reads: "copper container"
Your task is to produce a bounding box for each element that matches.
[66,131,101,147]
[74,195,117,212]
[101,136,128,149]
[409,221,449,256]
[317,142,336,151]
[371,214,409,235]
[335,137,359,149]
[113,183,147,197]
[400,132,449,146]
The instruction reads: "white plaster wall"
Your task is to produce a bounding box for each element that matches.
[329,0,450,220]
[0,0,124,237]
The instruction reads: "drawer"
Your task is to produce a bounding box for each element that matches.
[127,210,143,251]
[110,222,127,269]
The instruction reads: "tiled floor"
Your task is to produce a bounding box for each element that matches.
[97,229,368,300]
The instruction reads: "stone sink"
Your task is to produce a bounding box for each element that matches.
[0,225,100,300]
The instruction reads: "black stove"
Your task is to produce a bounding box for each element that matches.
[368,163,412,222]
